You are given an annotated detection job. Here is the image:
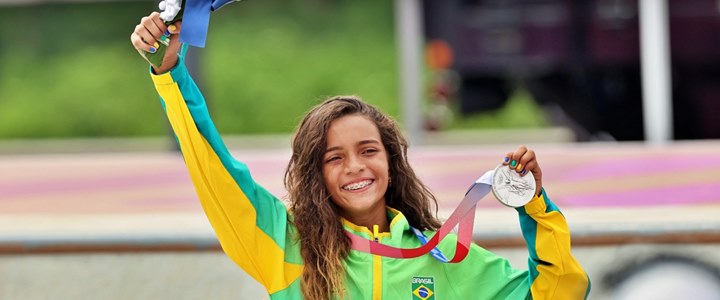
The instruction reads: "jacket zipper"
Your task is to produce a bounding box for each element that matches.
[372,225,382,300]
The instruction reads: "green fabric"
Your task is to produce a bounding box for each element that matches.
[165,53,290,250]
[270,210,531,299]
[154,58,588,299]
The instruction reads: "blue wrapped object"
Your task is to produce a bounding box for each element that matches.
[144,0,240,67]
[181,0,241,47]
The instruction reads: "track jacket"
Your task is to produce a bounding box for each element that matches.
[149,49,590,299]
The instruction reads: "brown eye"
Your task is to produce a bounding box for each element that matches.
[362,148,378,155]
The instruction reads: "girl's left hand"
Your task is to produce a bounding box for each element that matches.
[502,145,543,196]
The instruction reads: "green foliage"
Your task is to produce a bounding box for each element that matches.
[0,2,167,138]
[0,0,544,139]
[205,0,398,134]
[450,89,548,129]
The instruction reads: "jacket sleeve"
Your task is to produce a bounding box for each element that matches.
[149,47,302,294]
[517,188,591,299]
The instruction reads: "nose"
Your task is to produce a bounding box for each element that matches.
[344,154,365,174]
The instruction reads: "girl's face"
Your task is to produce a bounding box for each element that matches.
[322,114,390,220]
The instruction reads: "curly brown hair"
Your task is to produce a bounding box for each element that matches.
[284,95,442,299]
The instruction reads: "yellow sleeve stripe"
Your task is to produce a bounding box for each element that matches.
[153,73,302,293]
[525,194,589,299]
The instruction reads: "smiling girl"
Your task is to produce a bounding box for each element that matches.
[131,12,589,300]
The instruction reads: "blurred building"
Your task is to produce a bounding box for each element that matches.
[423,0,720,141]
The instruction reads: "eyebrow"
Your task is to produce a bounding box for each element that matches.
[325,139,381,153]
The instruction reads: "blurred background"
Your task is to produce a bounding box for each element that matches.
[0,0,719,299]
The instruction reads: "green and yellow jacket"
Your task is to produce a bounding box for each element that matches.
[149,49,590,300]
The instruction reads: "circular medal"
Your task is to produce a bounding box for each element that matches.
[491,164,536,207]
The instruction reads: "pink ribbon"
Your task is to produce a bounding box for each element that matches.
[346,182,491,262]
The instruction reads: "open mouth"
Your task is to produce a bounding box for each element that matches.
[342,179,374,191]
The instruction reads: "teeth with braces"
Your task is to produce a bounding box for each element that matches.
[343,180,372,191]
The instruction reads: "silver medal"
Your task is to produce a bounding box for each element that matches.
[490,164,536,207]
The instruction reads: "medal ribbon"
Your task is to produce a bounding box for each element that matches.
[409,227,449,262]
[346,181,492,263]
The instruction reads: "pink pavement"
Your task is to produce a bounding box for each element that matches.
[1,142,719,215]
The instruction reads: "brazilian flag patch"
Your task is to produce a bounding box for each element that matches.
[411,276,435,300]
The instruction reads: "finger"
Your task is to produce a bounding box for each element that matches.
[133,17,157,42]
[149,13,169,37]
[141,14,165,42]
[502,152,513,165]
[131,29,157,53]
[509,145,527,171]
[167,20,182,35]
[517,148,535,172]
[519,159,537,176]
[135,27,160,53]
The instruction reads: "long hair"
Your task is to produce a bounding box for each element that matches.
[284,96,442,299]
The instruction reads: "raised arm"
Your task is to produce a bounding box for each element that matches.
[130,13,302,294]
[505,146,590,299]
[517,189,590,299]
[435,147,589,299]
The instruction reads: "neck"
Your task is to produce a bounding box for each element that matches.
[342,203,390,233]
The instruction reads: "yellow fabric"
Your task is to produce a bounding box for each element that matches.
[340,209,394,239]
[341,218,390,300]
[373,225,382,300]
[526,194,589,299]
[150,63,588,299]
[152,72,302,294]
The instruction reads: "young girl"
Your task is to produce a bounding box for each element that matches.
[131,13,589,299]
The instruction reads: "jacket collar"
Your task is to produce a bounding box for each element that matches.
[340,207,409,246]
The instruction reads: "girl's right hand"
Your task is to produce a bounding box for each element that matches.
[130,12,183,74]
[502,145,543,197]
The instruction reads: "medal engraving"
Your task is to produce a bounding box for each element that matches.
[491,165,535,207]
